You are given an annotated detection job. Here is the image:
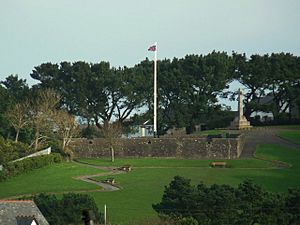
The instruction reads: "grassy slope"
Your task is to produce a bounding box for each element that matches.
[0,162,104,199]
[84,144,300,225]
[78,157,272,168]
[0,144,299,224]
[277,130,300,145]
[193,129,229,136]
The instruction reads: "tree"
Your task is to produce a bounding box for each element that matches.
[6,101,29,142]
[0,75,30,103]
[0,85,11,138]
[233,53,271,119]
[100,122,123,162]
[158,52,234,132]
[29,89,61,150]
[233,52,300,122]
[53,110,79,157]
[153,176,197,218]
[0,75,30,139]
[268,53,300,121]
[31,61,149,129]
[154,177,295,225]
[34,193,104,225]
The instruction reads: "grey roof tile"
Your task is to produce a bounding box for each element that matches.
[0,200,49,225]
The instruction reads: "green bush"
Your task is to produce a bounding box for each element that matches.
[0,137,32,164]
[0,170,5,182]
[47,139,65,155]
[153,177,300,225]
[34,193,104,225]
[1,153,62,180]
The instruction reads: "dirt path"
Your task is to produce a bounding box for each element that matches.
[1,162,125,200]
[240,127,300,158]
[72,161,126,191]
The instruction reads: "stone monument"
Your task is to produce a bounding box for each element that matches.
[230,89,252,130]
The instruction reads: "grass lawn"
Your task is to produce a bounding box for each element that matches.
[193,129,229,136]
[273,125,300,130]
[78,157,273,168]
[0,162,104,199]
[80,144,300,225]
[0,144,300,224]
[277,130,300,145]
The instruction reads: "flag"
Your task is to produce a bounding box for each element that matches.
[148,45,156,51]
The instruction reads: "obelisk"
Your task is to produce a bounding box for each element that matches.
[230,89,252,129]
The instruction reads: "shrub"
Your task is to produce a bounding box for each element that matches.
[153,177,300,225]
[0,170,6,181]
[0,137,32,164]
[34,193,104,225]
[1,153,62,180]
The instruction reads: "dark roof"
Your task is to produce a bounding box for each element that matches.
[0,200,49,225]
[16,216,37,225]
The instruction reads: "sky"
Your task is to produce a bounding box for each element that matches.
[1,0,300,109]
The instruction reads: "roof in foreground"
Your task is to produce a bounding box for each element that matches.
[0,200,49,225]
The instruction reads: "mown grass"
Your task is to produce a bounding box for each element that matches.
[273,125,300,130]
[84,144,300,225]
[0,162,104,199]
[78,157,272,168]
[0,144,299,225]
[193,129,229,136]
[277,130,300,145]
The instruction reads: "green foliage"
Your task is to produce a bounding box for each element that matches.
[0,136,32,164]
[154,177,299,225]
[1,144,300,224]
[34,193,104,225]
[285,188,300,224]
[47,139,66,156]
[0,75,31,139]
[30,61,148,129]
[157,52,234,130]
[204,106,235,129]
[177,217,198,225]
[80,126,102,138]
[233,52,300,122]
[1,153,62,180]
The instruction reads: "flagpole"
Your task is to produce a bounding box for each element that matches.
[153,42,157,138]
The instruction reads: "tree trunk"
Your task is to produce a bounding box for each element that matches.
[15,129,20,143]
[111,146,114,162]
[62,138,66,152]
[34,131,39,150]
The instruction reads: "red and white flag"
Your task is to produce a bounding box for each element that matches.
[148,45,156,51]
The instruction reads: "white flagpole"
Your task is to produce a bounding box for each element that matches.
[153,42,157,137]
[104,204,107,225]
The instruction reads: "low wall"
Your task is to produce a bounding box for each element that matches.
[69,135,243,159]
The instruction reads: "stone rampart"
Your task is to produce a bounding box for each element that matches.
[69,136,243,159]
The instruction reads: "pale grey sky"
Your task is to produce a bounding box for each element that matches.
[1,0,300,107]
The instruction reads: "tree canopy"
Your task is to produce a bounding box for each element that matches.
[0,51,299,140]
[153,176,300,225]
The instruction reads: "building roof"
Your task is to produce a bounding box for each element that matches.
[0,200,49,225]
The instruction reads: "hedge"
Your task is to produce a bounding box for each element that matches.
[0,153,62,181]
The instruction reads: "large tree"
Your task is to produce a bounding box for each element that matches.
[158,52,234,132]
[233,53,271,119]
[0,75,30,139]
[31,61,149,129]
[268,53,300,120]
[154,176,295,225]
[233,52,300,121]
[29,89,61,150]
[6,102,29,142]
[53,110,79,155]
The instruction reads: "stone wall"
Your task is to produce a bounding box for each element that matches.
[69,135,243,159]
